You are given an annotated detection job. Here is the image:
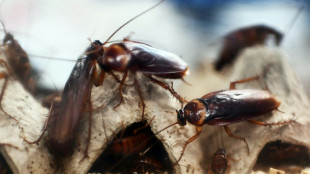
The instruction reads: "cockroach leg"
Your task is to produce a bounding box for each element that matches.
[229,75,260,90]
[133,116,155,134]
[113,71,128,109]
[133,77,146,119]
[147,75,188,104]
[0,143,19,150]
[223,125,250,154]
[24,100,58,144]
[0,59,18,123]
[247,119,295,127]
[175,126,202,165]
[181,77,191,86]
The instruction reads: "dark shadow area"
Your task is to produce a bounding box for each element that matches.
[0,153,13,174]
[88,121,173,173]
[253,140,310,173]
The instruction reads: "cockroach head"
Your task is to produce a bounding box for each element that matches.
[176,109,186,126]
[87,40,104,55]
[275,32,283,46]
[3,33,14,44]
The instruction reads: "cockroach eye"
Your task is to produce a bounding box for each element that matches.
[177,109,186,126]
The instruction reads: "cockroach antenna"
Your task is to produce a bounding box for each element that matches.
[103,0,165,45]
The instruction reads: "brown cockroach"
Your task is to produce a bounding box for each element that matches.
[214,25,283,71]
[156,74,294,164]
[0,20,37,95]
[88,120,173,173]
[25,0,188,164]
[208,149,229,174]
[214,6,303,71]
[24,41,104,160]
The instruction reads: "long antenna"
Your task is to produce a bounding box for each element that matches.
[285,5,304,36]
[102,0,164,45]
[0,19,8,34]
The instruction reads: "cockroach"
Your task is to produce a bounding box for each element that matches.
[214,25,283,71]
[0,20,59,110]
[24,41,104,160]
[254,140,310,172]
[0,20,37,95]
[214,6,303,71]
[96,37,189,116]
[157,74,294,164]
[26,0,187,163]
[209,149,229,174]
[88,121,173,173]
[88,0,189,118]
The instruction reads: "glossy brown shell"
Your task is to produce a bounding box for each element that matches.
[211,149,228,174]
[215,25,283,71]
[46,57,96,157]
[105,41,189,79]
[184,89,280,126]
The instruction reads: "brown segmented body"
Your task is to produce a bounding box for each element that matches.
[215,25,282,71]
[183,89,280,126]
[157,75,293,164]
[211,149,228,174]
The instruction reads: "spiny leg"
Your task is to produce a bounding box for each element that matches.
[114,71,128,109]
[247,119,295,127]
[133,116,155,134]
[229,75,260,90]
[0,59,18,123]
[0,143,19,150]
[0,72,17,123]
[24,99,59,144]
[134,76,146,119]
[175,126,202,165]
[223,125,250,154]
[230,65,274,90]
[147,75,188,104]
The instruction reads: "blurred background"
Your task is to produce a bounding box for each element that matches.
[0,0,309,94]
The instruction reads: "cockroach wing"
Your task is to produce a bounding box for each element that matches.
[202,89,280,126]
[123,42,189,77]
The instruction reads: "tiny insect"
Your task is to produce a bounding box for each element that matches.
[208,149,229,174]
[157,73,294,164]
[214,25,283,71]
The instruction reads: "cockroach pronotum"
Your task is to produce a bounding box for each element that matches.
[157,73,294,164]
[214,25,283,71]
